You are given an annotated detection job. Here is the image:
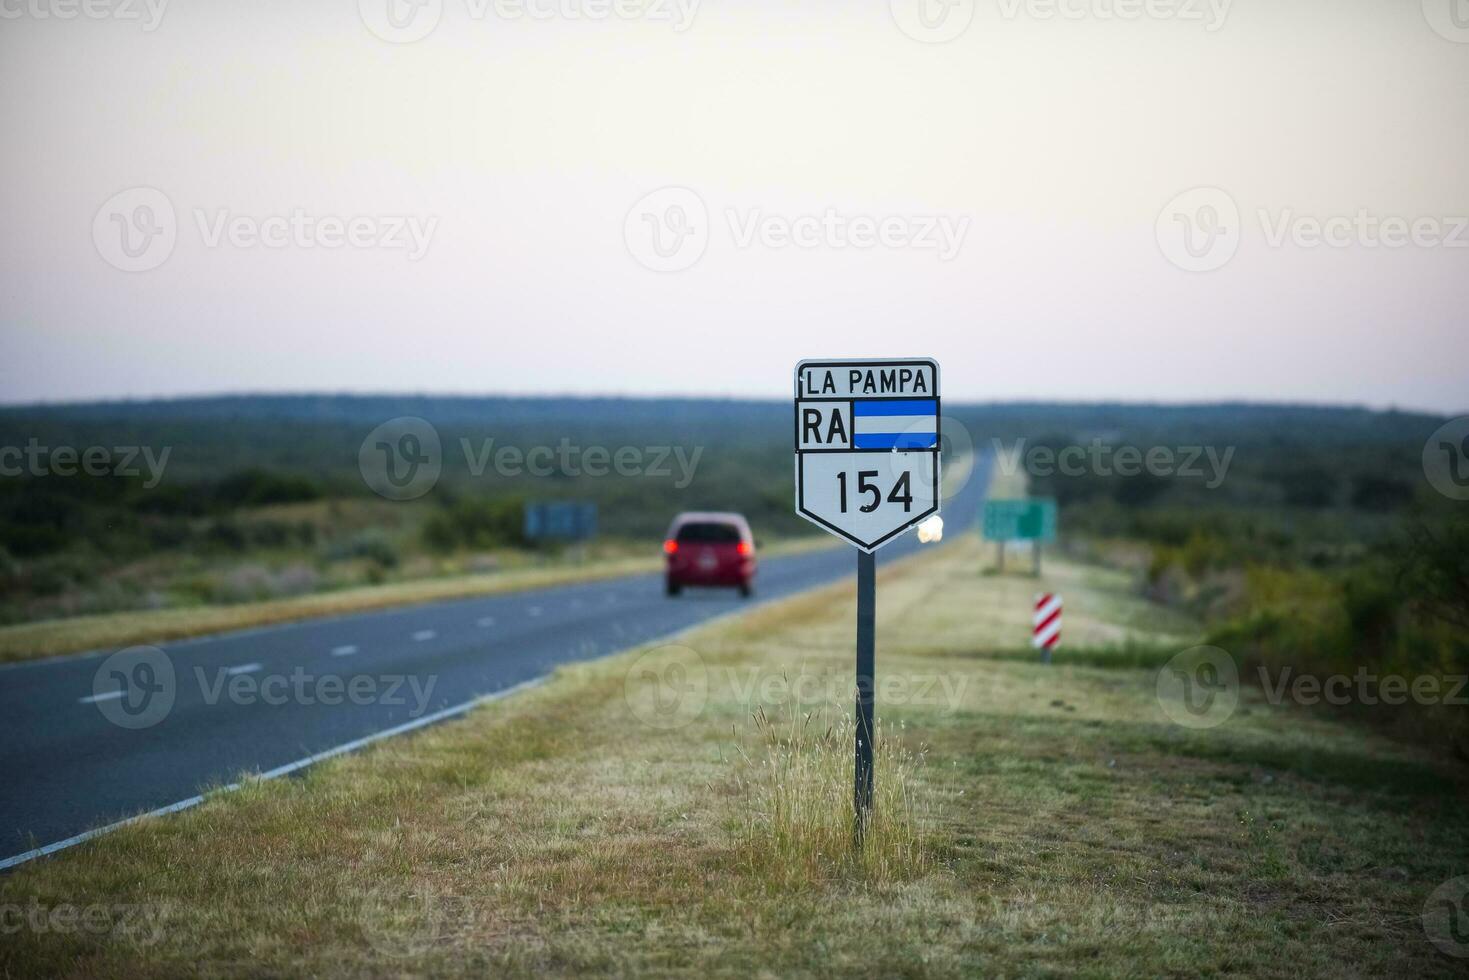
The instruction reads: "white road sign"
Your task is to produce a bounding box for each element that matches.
[794,358,941,551]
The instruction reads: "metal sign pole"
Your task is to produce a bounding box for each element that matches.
[854,548,876,847]
[792,357,940,851]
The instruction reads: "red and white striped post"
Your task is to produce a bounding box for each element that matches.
[1033,593,1062,664]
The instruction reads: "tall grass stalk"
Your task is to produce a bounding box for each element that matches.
[732,696,933,887]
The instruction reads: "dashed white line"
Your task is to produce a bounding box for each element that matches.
[527,606,543,617]
[476,617,495,628]
[225,663,262,676]
[331,645,358,657]
[79,690,124,705]
[412,630,437,642]
[4,677,549,873]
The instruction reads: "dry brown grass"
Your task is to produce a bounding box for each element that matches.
[731,704,934,888]
[2,537,1466,978]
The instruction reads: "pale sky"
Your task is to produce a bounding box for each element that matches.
[2,0,1466,412]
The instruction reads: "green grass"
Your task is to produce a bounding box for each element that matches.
[2,536,1465,978]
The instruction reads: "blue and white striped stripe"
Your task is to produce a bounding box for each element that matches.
[852,399,937,450]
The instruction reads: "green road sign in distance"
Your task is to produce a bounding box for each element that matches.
[982,499,1056,542]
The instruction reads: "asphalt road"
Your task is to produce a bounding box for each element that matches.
[0,454,992,868]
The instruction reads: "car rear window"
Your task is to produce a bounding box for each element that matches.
[675,522,742,544]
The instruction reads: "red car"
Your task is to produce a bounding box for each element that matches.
[663,512,756,598]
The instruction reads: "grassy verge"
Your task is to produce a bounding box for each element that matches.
[0,536,838,664]
[3,536,1466,977]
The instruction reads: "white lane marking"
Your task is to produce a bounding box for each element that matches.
[0,677,548,873]
[527,606,543,617]
[412,630,436,642]
[476,617,495,628]
[79,690,125,705]
[331,645,358,657]
[1,507,977,870]
[225,663,262,676]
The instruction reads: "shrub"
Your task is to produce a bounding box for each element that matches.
[421,497,527,552]
[212,469,324,508]
[272,563,320,597]
[324,528,400,568]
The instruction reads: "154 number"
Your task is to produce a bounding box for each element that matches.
[836,470,913,514]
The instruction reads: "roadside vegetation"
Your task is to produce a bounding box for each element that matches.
[3,395,1458,693]
[1020,421,1469,757]
[0,397,840,657]
[0,397,803,632]
[3,536,1464,977]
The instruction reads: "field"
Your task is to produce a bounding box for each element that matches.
[4,396,1462,763]
[4,535,1465,978]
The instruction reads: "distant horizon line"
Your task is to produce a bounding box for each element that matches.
[0,389,1458,419]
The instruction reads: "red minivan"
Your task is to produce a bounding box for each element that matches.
[663,512,756,598]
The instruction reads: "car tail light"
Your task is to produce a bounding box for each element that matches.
[737,541,751,556]
[663,539,678,555]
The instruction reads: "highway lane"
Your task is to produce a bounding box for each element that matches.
[0,454,992,868]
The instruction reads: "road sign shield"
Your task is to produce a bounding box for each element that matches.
[794,358,941,551]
